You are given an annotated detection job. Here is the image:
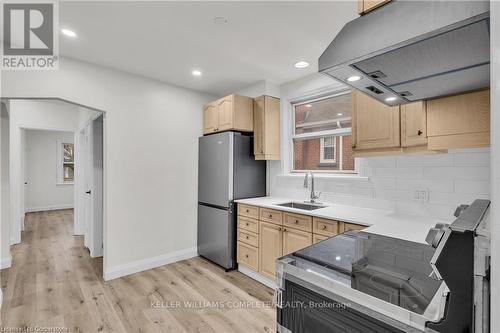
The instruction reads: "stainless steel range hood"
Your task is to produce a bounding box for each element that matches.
[318,1,490,106]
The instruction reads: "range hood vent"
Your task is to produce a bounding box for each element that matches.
[318,1,490,106]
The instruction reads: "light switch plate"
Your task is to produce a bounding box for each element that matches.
[413,188,429,202]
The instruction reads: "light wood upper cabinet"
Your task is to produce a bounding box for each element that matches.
[202,94,253,135]
[358,0,391,14]
[427,90,490,150]
[259,221,282,279]
[352,90,401,151]
[401,101,427,148]
[282,228,312,256]
[254,95,280,160]
[203,102,218,134]
[217,96,234,131]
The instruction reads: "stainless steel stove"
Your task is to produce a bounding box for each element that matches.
[276,200,490,333]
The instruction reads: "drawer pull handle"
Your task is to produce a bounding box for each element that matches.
[246,209,249,213]
[295,220,299,224]
[246,223,249,226]
[322,225,327,230]
[245,254,249,258]
[246,236,249,239]
[269,214,272,218]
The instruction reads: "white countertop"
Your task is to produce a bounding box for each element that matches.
[235,196,453,244]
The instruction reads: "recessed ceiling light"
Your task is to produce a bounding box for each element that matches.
[385,96,397,102]
[192,70,202,77]
[305,104,312,108]
[294,61,310,69]
[337,113,343,116]
[346,75,362,82]
[61,28,76,38]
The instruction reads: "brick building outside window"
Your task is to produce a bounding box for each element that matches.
[292,92,355,172]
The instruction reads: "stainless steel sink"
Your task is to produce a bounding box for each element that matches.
[277,202,328,211]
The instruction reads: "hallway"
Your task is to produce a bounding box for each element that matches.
[0,210,275,332]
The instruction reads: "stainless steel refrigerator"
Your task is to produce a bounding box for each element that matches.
[198,131,266,270]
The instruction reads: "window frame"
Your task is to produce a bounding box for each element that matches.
[57,139,74,185]
[319,136,337,164]
[290,90,355,174]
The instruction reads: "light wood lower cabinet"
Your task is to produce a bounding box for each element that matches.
[259,222,283,279]
[313,234,329,244]
[237,242,259,271]
[236,204,368,279]
[282,227,312,256]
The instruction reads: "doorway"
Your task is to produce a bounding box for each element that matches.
[1,98,106,273]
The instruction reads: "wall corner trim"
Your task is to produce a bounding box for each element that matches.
[103,247,198,281]
[1,256,12,269]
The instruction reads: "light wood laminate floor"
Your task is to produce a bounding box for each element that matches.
[1,209,275,332]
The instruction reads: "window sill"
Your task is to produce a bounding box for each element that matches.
[56,182,74,186]
[279,173,369,181]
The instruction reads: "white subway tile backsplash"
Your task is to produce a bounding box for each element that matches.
[453,152,490,167]
[454,180,490,195]
[270,150,490,220]
[396,179,454,193]
[423,167,490,181]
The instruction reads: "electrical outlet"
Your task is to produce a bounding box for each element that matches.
[413,188,429,202]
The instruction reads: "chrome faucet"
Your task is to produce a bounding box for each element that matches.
[303,171,320,203]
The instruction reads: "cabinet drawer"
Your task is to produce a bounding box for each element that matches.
[283,212,312,232]
[237,216,259,233]
[260,208,283,225]
[238,204,259,219]
[313,234,329,244]
[342,222,367,232]
[313,217,339,237]
[238,229,259,247]
[237,241,258,271]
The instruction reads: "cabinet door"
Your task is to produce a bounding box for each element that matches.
[427,90,490,150]
[342,222,367,233]
[259,221,282,279]
[359,0,391,14]
[203,102,218,134]
[254,96,280,160]
[282,228,312,256]
[218,96,234,131]
[352,90,400,150]
[401,101,427,147]
[253,96,265,156]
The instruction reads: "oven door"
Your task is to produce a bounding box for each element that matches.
[277,280,405,333]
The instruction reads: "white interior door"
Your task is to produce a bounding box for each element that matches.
[83,124,93,250]
[90,116,103,257]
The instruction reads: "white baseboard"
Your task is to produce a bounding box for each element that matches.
[25,204,74,213]
[238,265,277,289]
[103,247,197,281]
[1,256,12,269]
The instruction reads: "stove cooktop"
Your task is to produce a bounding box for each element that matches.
[290,231,443,315]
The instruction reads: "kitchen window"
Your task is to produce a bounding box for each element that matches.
[57,139,74,184]
[292,91,355,172]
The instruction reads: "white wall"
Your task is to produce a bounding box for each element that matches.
[8,100,78,244]
[1,102,11,269]
[25,130,74,212]
[1,58,214,279]
[490,1,500,331]
[270,73,490,221]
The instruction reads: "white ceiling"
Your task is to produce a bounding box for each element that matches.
[59,1,357,96]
